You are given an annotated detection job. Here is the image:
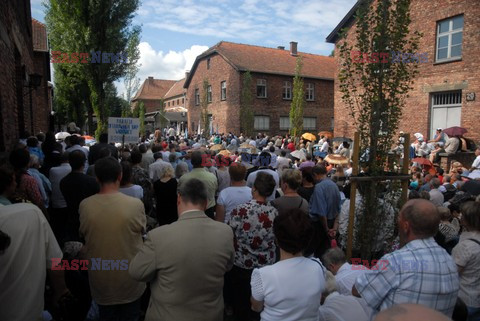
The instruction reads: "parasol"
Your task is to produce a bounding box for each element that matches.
[443,126,467,137]
[217,150,231,157]
[290,150,306,160]
[324,154,349,165]
[318,131,333,139]
[55,132,71,140]
[301,133,317,142]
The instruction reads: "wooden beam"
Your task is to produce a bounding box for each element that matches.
[346,132,360,260]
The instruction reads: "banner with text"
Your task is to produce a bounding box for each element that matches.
[108,117,140,144]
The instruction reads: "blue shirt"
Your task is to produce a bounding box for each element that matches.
[355,237,459,317]
[309,178,341,221]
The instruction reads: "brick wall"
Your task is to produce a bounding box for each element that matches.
[333,0,480,144]
[0,0,35,152]
[186,52,334,136]
[32,51,51,134]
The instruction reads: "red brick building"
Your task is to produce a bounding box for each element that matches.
[131,77,176,113]
[32,18,53,135]
[0,0,36,152]
[163,78,186,111]
[184,41,335,135]
[327,0,480,142]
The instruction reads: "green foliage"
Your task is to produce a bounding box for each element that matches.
[45,0,141,139]
[239,71,254,137]
[123,32,141,104]
[200,79,210,137]
[337,0,421,258]
[289,57,305,138]
[138,101,146,136]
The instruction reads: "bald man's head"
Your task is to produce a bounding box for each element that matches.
[374,304,450,321]
[400,199,440,238]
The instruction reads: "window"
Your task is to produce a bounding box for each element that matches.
[279,116,291,130]
[207,58,211,69]
[306,83,315,101]
[303,117,316,130]
[221,81,227,100]
[256,79,267,98]
[283,81,292,100]
[177,99,179,105]
[430,91,462,139]
[172,100,175,106]
[182,98,184,104]
[163,102,166,107]
[436,15,463,62]
[195,89,200,105]
[254,116,270,130]
[168,101,170,107]
[207,85,212,103]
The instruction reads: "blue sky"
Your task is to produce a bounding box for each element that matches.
[31,0,357,95]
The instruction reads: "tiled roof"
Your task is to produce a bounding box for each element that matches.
[32,19,48,52]
[132,78,177,101]
[164,78,186,99]
[326,0,363,43]
[185,41,335,87]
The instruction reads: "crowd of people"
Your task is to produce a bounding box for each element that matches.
[0,128,479,321]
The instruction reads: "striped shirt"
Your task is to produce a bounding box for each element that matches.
[355,237,459,317]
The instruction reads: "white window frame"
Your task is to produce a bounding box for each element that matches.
[256,79,267,98]
[195,89,200,106]
[221,81,227,100]
[303,117,316,130]
[282,81,292,100]
[254,116,270,130]
[306,83,315,101]
[436,15,463,62]
[207,85,212,103]
[279,116,291,130]
[430,91,462,138]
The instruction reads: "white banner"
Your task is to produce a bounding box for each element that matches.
[108,117,140,144]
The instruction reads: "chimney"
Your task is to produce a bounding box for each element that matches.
[277,46,285,50]
[148,76,154,84]
[185,71,190,79]
[290,41,298,56]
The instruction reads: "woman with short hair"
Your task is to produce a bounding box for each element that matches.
[228,172,279,321]
[250,208,325,320]
[452,200,480,320]
[271,169,309,216]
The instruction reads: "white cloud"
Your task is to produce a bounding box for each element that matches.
[116,42,208,97]
[139,0,357,53]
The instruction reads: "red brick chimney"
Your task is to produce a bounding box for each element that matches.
[290,41,298,56]
[148,76,154,84]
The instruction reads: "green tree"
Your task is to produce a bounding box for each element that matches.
[289,57,305,138]
[45,0,141,139]
[138,101,146,136]
[200,79,210,137]
[337,0,421,258]
[123,32,141,105]
[239,71,254,137]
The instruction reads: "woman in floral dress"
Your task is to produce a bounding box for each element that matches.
[228,171,278,321]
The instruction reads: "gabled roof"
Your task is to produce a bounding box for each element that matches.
[164,78,186,99]
[326,0,365,44]
[32,18,48,52]
[132,78,177,101]
[184,41,335,88]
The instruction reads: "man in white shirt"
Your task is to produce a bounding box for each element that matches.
[216,164,252,223]
[322,247,365,295]
[49,152,72,245]
[246,152,279,202]
[428,178,444,207]
[276,150,291,172]
[0,201,68,321]
[149,152,174,182]
[468,147,480,179]
[318,271,373,321]
[66,135,89,173]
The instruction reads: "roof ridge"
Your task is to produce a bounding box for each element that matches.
[217,41,333,58]
[32,18,46,26]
